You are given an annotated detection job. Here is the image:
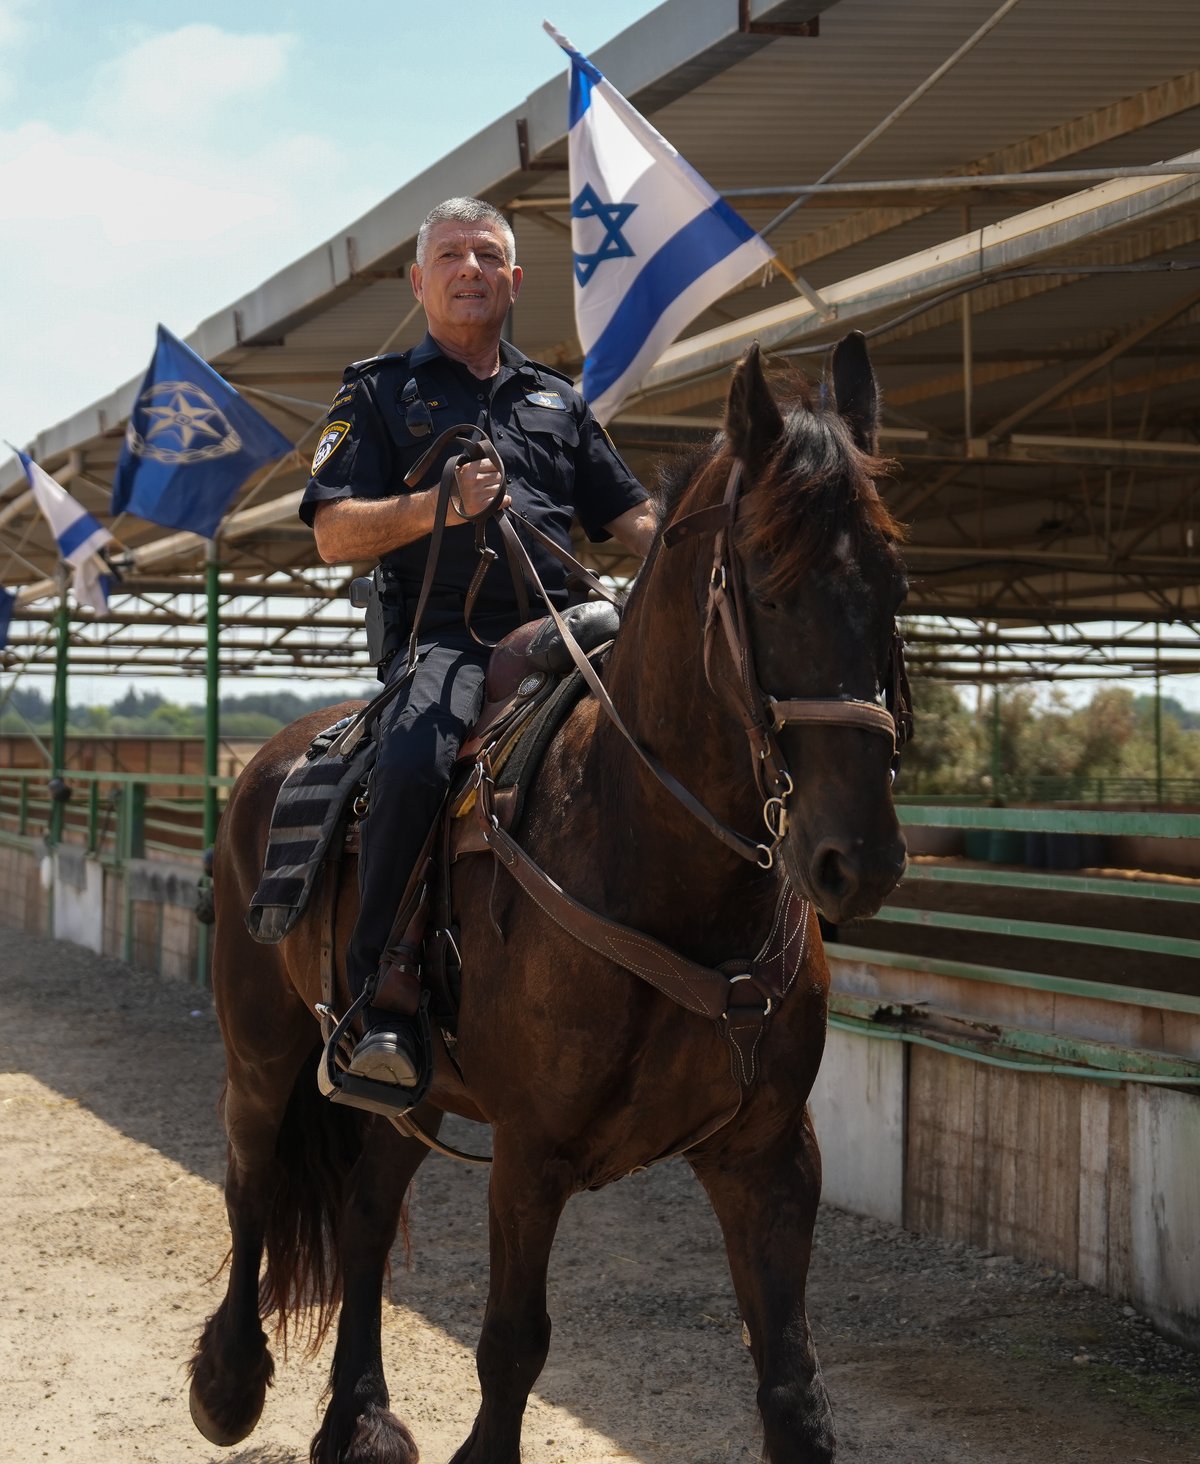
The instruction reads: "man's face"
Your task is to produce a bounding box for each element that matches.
[411,220,522,341]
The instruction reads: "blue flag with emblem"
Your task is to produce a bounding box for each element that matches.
[0,585,13,649]
[544,22,774,424]
[112,325,294,539]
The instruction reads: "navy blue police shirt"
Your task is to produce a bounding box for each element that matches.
[299,334,646,634]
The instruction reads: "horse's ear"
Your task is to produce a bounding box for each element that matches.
[831,330,880,453]
[725,342,784,472]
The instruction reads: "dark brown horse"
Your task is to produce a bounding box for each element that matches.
[188,336,908,1464]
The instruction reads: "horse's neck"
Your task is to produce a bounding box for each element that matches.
[596,531,771,936]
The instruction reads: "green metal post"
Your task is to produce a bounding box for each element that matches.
[204,540,220,854]
[87,779,100,852]
[49,592,70,844]
[198,539,221,984]
[1154,626,1164,806]
[990,636,1002,803]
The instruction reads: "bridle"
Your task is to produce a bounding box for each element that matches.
[660,457,913,869]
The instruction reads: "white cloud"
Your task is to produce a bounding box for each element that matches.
[0,122,281,244]
[92,24,294,138]
[0,22,374,446]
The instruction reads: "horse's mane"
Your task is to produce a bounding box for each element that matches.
[654,375,902,595]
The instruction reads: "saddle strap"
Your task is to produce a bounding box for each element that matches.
[474,768,810,1084]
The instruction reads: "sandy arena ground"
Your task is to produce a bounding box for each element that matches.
[1,927,1197,1464]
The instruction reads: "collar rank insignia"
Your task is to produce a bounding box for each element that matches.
[525,390,566,409]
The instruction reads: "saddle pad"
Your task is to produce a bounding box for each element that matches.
[246,731,376,945]
[450,669,587,825]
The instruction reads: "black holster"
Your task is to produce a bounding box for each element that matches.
[351,568,410,678]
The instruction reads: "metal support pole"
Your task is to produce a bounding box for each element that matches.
[49,591,69,845]
[199,539,221,985]
[990,632,1003,803]
[204,540,220,855]
[1155,626,1164,805]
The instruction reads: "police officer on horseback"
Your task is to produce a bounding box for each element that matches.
[300,196,656,1097]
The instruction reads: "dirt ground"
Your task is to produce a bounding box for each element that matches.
[1,928,1197,1464]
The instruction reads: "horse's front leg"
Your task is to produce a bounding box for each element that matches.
[450,1132,572,1464]
[311,1112,439,1464]
[689,1108,835,1464]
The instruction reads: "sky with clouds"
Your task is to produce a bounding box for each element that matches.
[0,0,657,451]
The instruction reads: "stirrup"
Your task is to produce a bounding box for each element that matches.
[316,990,434,1118]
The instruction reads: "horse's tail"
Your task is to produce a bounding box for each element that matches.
[260,1045,366,1358]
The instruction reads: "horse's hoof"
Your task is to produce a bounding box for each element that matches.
[189,1377,259,1447]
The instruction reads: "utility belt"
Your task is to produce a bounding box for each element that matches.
[350,567,508,679]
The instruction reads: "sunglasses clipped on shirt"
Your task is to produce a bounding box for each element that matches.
[400,378,433,438]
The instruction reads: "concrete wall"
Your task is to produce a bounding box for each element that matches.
[52,847,105,954]
[815,959,1200,1348]
[809,1029,905,1226]
[0,837,205,983]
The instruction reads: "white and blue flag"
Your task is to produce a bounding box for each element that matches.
[545,22,774,424]
[16,448,112,614]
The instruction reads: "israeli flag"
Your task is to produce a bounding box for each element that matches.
[112,325,294,539]
[545,22,774,424]
[17,448,112,614]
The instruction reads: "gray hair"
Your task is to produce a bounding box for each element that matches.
[415,197,516,268]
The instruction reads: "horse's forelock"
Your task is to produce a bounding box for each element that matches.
[734,400,901,593]
[650,378,901,583]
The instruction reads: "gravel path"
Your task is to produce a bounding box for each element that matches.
[0,927,1197,1463]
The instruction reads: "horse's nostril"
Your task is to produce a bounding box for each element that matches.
[814,841,857,901]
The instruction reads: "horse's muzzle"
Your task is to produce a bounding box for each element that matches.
[788,832,907,926]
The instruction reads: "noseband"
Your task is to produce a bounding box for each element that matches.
[662,458,912,869]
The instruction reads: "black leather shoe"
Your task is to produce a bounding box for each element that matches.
[346,1023,422,1087]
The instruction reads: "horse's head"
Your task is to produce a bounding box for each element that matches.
[693,334,909,922]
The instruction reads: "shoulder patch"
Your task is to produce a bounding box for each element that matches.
[312,420,351,475]
[525,389,567,410]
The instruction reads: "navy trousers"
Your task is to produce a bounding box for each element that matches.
[346,629,492,1005]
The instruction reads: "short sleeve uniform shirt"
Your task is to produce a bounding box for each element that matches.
[299,334,646,623]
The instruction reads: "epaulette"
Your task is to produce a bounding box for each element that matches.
[341,350,411,382]
[529,359,578,390]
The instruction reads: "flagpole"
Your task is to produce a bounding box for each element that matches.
[50,585,70,846]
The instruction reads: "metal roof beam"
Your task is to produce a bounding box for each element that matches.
[985,288,1200,441]
[630,150,1200,410]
